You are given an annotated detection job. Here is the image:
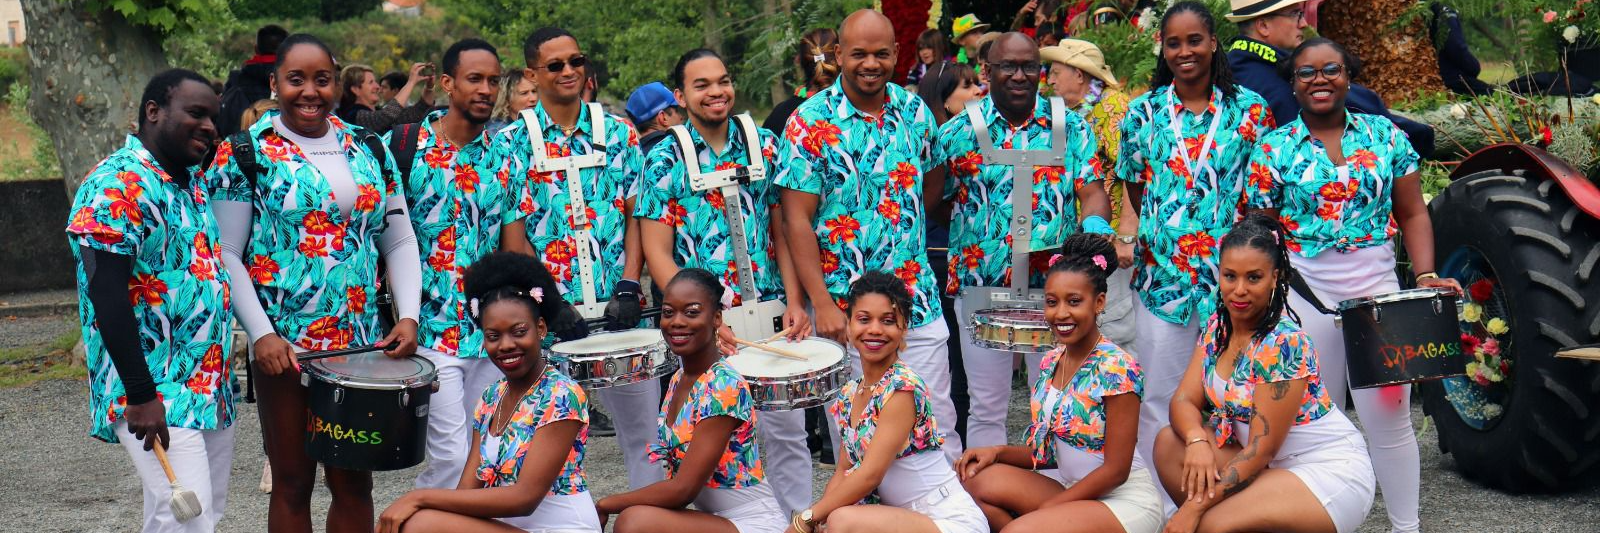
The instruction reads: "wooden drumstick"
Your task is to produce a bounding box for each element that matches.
[759,326,795,344]
[731,337,809,361]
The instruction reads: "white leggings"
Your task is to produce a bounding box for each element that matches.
[1289,246,1420,533]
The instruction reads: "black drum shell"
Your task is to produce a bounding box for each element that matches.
[304,379,432,471]
[1340,292,1467,389]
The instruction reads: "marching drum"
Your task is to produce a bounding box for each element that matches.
[723,337,850,411]
[301,351,437,471]
[1339,287,1467,389]
[968,306,1054,353]
[550,329,676,389]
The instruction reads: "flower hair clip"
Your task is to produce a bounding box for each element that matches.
[812,53,827,63]
[1271,230,1281,245]
[469,298,480,318]
[1092,254,1108,271]
[1048,253,1065,267]
[530,287,544,304]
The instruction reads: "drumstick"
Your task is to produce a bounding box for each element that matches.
[731,337,809,361]
[296,341,400,363]
[759,326,795,344]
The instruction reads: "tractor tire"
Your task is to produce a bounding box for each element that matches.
[1422,170,1600,492]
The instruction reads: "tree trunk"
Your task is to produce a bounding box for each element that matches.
[702,0,725,54]
[765,0,789,106]
[1318,0,1444,104]
[21,0,168,198]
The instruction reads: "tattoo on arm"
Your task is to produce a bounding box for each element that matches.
[1217,412,1271,498]
[1268,381,1292,401]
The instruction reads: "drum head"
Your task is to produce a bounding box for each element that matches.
[551,329,664,355]
[726,337,846,378]
[306,352,437,390]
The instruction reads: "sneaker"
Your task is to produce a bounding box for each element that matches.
[589,408,617,437]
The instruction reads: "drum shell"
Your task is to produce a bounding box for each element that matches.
[745,358,850,411]
[1339,290,1466,389]
[303,375,433,471]
[551,330,677,389]
[969,307,1053,353]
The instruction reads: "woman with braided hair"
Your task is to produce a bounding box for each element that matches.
[762,28,840,134]
[1152,213,1375,533]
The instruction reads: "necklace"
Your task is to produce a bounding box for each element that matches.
[490,383,534,435]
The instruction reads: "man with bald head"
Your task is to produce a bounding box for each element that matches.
[778,9,964,461]
[934,32,1110,449]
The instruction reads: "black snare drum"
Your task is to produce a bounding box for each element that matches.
[301,351,437,471]
[1339,288,1466,389]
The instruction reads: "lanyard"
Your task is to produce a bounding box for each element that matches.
[1166,89,1223,177]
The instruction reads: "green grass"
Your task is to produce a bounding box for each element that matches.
[0,329,85,388]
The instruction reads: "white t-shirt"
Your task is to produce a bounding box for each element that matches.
[272,116,358,217]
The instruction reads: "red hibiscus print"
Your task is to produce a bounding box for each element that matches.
[302,211,336,235]
[1034,165,1064,185]
[436,226,458,252]
[821,250,840,274]
[952,151,983,176]
[306,316,346,345]
[259,135,292,163]
[543,142,572,159]
[545,238,576,265]
[1278,215,1300,233]
[1176,232,1215,259]
[1237,116,1258,143]
[1316,202,1341,221]
[1166,157,1193,187]
[800,119,843,157]
[889,162,918,190]
[427,250,454,272]
[953,184,970,205]
[424,146,453,169]
[128,273,167,307]
[298,236,330,258]
[354,184,380,213]
[707,189,726,211]
[824,215,860,243]
[441,326,460,352]
[660,200,689,227]
[1248,161,1274,193]
[877,199,903,223]
[185,344,225,394]
[894,260,922,290]
[248,255,278,284]
[211,143,233,168]
[496,166,512,188]
[1347,149,1378,171]
[68,207,124,245]
[1319,181,1356,202]
[106,185,145,224]
[453,164,480,193]
[961,244,984,271]
[347,286,367,314]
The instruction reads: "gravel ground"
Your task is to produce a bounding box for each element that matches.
[0,313,77,350]
[2,376,1596,532]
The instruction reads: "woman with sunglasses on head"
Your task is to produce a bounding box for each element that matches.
[1245,38,1460,533]
[595,268,786,533]
[1153,213,1375,533]
[788,272,986,533]
[378,252,598,533]
[1115,1,1273,479]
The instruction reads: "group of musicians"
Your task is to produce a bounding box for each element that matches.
[70,2,1464,532]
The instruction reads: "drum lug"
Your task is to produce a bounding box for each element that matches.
[400,389,410,407]
[1371,306,1381,323]
[1433,298,1444,315]
[333,387,344,404]
[300,373,309,387]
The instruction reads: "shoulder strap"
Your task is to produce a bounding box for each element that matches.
[356,130,393,181]
[732,113,765,178]
[227,131,262,191]
[588,103,607,147]
[387,122,422,184]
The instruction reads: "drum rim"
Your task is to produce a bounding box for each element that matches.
[728,336,848,379]
[550,329,666,358]
[304,354,439,390]
[971,307,1049,327]
[970,338,1056,353]
[1338,287,1460,311]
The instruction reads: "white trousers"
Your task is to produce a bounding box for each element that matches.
[1130,297,1202,513]
[414,348,501,489]
[756,407,812,515]
[596,378,666,490]
[955,298,1044,449]
[1289,246,1420,533]
[1100,268,1140,351]
[115,421,235,533]
[829,317,963,463]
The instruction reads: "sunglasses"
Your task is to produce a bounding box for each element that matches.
[536,56,588,73]
[1293,63,1345,83]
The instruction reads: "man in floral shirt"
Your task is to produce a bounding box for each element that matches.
[779,9,964,460]
[67,69,236,531]
[934,33,1111,449]
[490,27,660,490]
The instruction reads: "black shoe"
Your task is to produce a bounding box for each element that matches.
[589,408,617,437]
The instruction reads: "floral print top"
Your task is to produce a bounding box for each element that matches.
[207,111,398,350]
[1245,113,1422,258]
[1116,85,1273,325]
[633,122,786,307]
[1199,316,1334,447]
[68,136,236,443]
[829,362,944,474]
[491,102,642,304]
[395,110,530,358]
[472,365,590,493]
[1024,339,1142,464]
[775,79,943,327]
[1075,84,1132,226]
[935,95,1101,295]
[650,359,765,489]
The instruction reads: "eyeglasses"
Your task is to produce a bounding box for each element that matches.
[1293,63,1345,82]
[992,61,1042,77]
[1272,9,1306,21]
[536,56,588,73]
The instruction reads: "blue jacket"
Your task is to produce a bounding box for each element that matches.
[1227,36,1435,157]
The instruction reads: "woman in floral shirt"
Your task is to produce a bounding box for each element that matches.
[1153,214,1375,533]
[378,252,597,533]
[1115,1,1274,472]
[787,272,985,533]
[954,235,1162,533]
[1245,39,1461,533]
[596,268,785,533]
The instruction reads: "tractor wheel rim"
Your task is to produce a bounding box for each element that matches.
[1439,246,1515,431]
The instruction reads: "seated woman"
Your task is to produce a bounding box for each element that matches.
[376,252,599,533]
[787,272,986,533]
[1153,214,1376,533]
[596,268,786,533]
[955,234,1162,533]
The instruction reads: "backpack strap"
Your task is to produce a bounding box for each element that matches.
[227,131,263,191]
[355,129,395,188]
[386,122,423,185]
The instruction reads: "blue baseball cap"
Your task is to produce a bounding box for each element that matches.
[626,82,677,124]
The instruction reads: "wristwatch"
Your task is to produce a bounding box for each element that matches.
[1116,234,1136,245]
[801,509,815,524]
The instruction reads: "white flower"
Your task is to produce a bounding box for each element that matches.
[1152,42,1161,57]
[1137,8,1156,31]
[1449,103,1469,120]
[1564,25,1581,43]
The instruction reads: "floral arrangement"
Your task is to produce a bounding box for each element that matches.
[1409,93,1600,174]
[1459,278,1512,386]
[1538,0,1598,49]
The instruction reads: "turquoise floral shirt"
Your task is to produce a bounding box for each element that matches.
[829,362,944,474]
[634,122,786,307]
[650,360,765,489]
[207,111,399,349]
[491,102,642,304]
[392,110,529,358]
[1116,85,1273,325]
[472,366,589,493]
[68,136,235,442]
[775,79,943,327]
[935,95,1101,295]
[1245,113,1421,257]
[1199,316,1334,447]
[1024,338,1141,464]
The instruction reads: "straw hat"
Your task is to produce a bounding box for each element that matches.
[1225,0,1305,22]
[1040,40,1119,87]
[952,14,991,41]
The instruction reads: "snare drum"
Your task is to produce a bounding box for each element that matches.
[301,351,437,471]
[724,337,849,410]
[550,329,676,389]
[1339,287,1467,389]
[969,307,1053,353]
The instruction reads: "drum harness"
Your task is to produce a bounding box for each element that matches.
[957,97,1069,330]
[521,104,610,319]
[668,113,786,340]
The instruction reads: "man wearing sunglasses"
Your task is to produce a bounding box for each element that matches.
[1224,0,1435,157]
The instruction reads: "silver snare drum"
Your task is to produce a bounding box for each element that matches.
[723,337,849,411]
[968,306,1053,353]
[550,329,676,389]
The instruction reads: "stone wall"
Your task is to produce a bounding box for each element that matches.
[0,179,72,293]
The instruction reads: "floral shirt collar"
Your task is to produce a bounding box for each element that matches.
[829,361,944,475]
[472,366,590,493]
[1024,339,1142,465]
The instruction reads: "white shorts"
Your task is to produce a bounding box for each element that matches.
[1055,466,1164,533]
[1274,434,1378,533]
[695,483,787,533]
[898,477,988,533]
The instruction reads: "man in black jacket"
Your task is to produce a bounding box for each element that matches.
[217,25,287,136]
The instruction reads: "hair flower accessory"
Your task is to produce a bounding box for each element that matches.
[812,53,827,63]
[530,287,544,303]
[1092,254,1108,271]
[469,298,480,318]
[1048,253,1065,267]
